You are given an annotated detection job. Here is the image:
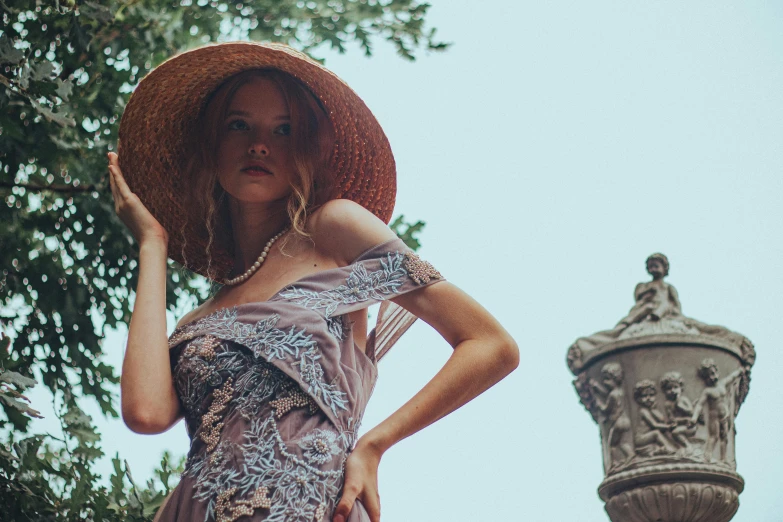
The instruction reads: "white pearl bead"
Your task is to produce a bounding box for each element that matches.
[222,227,289,286]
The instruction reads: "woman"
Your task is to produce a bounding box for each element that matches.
[111,42,518,522]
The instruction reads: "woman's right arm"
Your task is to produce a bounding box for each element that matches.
[108,152,182,434]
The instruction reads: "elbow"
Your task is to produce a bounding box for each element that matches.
[493,332,520,376]
[122,410,161,434]
[122,403,176,435]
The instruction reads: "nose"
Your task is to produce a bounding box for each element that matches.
[248,141,269,156]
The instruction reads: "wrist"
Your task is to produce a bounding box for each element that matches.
[355,429,393,459]
[139,237,169,255]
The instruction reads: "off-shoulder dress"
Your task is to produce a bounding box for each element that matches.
[155,238,443,522]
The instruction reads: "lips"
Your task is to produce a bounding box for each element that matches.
[241,164,273,175]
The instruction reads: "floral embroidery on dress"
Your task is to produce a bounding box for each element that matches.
[338,417,361,453]
[186,413,344,522]
[298,430,342,465]
[402,251,442,285]
[172,309,348,417]
[174,340,252,435]
[326,315,347,340]
[233,361,291,420]
[279,252,410,317]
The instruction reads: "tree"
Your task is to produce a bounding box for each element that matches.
[0,0,443,518]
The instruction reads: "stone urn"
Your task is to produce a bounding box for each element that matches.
[567,254,755,522]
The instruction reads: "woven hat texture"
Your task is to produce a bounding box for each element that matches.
[118,42,396,280]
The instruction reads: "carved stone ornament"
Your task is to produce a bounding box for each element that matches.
[566,254,754,522]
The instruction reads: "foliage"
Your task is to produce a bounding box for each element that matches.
[389,214,425,251]
[0,0,442,519]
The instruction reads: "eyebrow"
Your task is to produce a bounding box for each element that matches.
[226,110,290,120]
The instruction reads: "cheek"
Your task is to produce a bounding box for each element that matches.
[217,135,241,164]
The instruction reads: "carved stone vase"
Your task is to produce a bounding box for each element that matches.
[566,254,755,522]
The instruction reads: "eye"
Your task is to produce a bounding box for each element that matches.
[227,119,249,131]
[274,123,291,136]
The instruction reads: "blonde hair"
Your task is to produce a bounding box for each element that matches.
[180,69,334,280]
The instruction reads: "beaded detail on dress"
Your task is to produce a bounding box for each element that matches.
[402,251,443,285]
[216,485,272,522]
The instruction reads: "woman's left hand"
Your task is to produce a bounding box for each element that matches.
[333,440,383,522]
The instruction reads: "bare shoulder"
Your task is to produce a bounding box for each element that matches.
[175,300,212,329]
[308,199,397,266]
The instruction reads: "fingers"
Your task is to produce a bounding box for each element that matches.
[332,484,359,522]
[107,157,120,204]
[362,491,381,522]
[107,152,133,200]
[333,490,381,522]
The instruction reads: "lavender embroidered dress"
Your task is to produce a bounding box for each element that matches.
[156,239,443,522]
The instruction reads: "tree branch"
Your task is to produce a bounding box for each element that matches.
[0,181,102,194]
[0,0,18,14]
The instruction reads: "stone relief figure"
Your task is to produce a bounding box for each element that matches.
[567,253,755,373]
[660,371,699,450]
[690,359,745,463]
[632,379,677,456]
[589,363,634,470]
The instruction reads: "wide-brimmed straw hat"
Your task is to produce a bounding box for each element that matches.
[117,42,396,280]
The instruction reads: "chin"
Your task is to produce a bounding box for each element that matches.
[231,190,291,205]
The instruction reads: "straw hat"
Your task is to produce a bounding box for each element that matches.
[117,42,396,280]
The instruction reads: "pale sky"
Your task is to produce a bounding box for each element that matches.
[26,1,783,520]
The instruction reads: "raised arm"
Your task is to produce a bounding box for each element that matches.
[721,367,745,387]
[311,200,519,522]
[108,153,182,434]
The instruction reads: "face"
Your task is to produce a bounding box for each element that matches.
[647,259,665,278]
[216,78,295,205]
[664,383,682,400]
[638,389,656,408]
[704,366,719,385]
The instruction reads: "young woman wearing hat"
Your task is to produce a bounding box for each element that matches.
[111,43,518,522]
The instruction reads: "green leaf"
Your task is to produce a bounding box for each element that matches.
[0,34,24,65]
[0,394,43,419]
[390,215,426,251]
[31,61,57,82]
[30,99,77,127]
[109,455,126,503]
[80,2,115,24]
[62,403,100,444]
[17,63,32,90]
[55,78,74,102]
[0,369,37,390]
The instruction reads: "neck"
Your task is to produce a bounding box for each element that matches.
[228,198,289,273]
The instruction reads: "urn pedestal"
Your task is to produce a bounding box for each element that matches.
[567,254,754,522]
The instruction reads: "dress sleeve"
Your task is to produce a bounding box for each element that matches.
[276,237,445,360]
[367,300,419,362]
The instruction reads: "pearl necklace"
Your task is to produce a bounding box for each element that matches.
[223,227,289,286]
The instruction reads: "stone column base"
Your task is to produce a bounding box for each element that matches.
[600,465,743,522]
